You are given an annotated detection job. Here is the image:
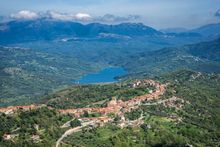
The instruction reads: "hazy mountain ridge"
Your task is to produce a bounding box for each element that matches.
[0,19,162,44]
[190,23,220,37]
[1,19,218,44]
[161,23,220,39]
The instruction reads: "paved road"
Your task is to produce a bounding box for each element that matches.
[56,121,94,147]
[60,119,75,128]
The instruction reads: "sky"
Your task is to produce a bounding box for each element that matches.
[0,0,220,29]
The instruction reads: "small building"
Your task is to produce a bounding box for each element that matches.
[3,134,11,140]
[31,135,40,142]
[3,134,18,140]
[107,97,118,107]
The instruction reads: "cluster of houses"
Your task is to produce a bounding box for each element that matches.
[80,116,113,127]
[0,80,165,118]
[0,104,40,115]
[0,79,167,142]
[59,80,166,124]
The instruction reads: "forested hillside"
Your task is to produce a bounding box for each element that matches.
[0,46,101,106]
[115,38,220,77]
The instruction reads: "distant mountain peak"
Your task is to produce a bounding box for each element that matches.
[0,19,162,43]
[190,23,220,37]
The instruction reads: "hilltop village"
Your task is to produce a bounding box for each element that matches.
[0,79,168,145]
[58,80,166,123]
[0,80,166,120]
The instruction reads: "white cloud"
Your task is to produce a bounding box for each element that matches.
[10,10,39,19]
[45,11,75,21]
[10,10,92,21]
[43,11,92,21]
[9,10,137,23]
[75,13,92,21]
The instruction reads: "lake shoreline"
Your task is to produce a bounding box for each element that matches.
[73,67,127,84]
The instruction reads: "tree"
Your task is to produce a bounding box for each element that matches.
[83,111,89,117]
[114,115,120,122]
[70,119,81,128]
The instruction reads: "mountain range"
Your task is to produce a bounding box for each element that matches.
[0,19,162,44]
[191,23,220,37]
[1,19,220,44]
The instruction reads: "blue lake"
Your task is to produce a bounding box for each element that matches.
[74,67,126,84]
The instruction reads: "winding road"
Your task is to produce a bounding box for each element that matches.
[56,121,94,147]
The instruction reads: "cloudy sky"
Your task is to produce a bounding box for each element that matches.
[0,0,220,29]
